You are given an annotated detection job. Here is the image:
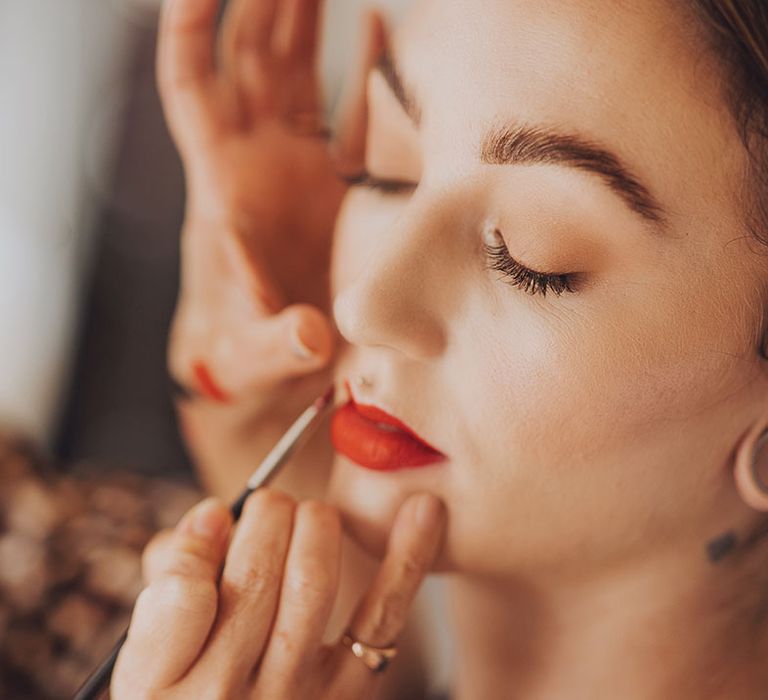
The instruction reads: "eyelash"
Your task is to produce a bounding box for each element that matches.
[483,240,575,298]
[343,171,576,298]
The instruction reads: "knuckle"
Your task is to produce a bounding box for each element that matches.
[397,551,426,582]
[285,567,334,601]
[367,591,406,642]
[141,530,172,578]
[245,488,296,516]
[243,489,296,519]
[271,628,298,657]
[298,502,341,547]
[168,536,218,574]
[224,561,282,599]
[139,575,217,617]
[298,499,338,527]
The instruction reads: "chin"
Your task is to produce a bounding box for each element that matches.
[326,455,453,571]
[337,507,391,561]
[326,455,401,558]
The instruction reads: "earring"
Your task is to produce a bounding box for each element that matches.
[751,428,768,495]
[355,376,373,390]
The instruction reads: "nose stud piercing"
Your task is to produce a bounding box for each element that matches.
[355,376,373,390]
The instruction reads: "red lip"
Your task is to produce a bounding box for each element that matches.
[192,361,231,403]
[330,383,446,471]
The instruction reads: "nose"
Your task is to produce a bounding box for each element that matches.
[332,203,450,361]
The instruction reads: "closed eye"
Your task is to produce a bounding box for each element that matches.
[342,171,577,298]
[484,237,577,297]
[341,170,417,196]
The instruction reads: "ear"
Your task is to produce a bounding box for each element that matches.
[733,421,768,511]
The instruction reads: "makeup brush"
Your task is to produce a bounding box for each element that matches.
[72,384,340,700]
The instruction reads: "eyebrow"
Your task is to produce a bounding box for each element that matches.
[374,49,669,232]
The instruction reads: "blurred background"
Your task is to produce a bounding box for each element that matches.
[0,2,450,698]
[1,0,410,475]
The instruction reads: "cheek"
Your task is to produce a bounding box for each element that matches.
[439,275,756,574]
[459,280,746,471]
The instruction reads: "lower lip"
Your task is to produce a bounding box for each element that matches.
[330,400,446,471]
[192,361,231,403]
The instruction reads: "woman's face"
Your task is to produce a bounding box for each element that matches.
[327,0,768,578]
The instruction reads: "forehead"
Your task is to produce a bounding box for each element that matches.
[390,0,744,226]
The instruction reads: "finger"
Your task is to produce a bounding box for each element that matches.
[217,231,336,375]
[276,0,323,62]
[191,489,296,686]
[170,228,335,397]
[238,303,336,381]
[220,0,280,87]
[328,493,446,695]
[157,0,221,147]
[170,301,335,403]
[253,500,342,697]
[141,528,175,584]
[331,10,387,174]
[272,0,325,116]
[114,498,232,692]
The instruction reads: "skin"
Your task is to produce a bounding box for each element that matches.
[329,0,768,577]
[115,0,768,698]
[115,1,436,698]
[114,490,445,699]
[328,0,768,696]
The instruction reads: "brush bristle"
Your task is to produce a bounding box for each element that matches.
[312,384,337,410]
[334,382,350,406]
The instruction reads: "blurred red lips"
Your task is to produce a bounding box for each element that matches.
[330,382,446,471]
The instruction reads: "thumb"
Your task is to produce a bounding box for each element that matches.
[284,303,336,365]
[230,303,336,393]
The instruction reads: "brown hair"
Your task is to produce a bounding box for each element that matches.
[693,1,768,245]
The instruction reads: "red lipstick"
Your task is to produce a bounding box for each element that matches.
[330,382,445,471]
[192,362,231,403]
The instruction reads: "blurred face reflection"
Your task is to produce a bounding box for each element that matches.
[327,0,766,579]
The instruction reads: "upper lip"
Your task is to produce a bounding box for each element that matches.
[343,380,446,456]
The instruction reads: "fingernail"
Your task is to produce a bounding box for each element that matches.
[414,493,444,528]
[290,323,320,361]
[178,498,228,539]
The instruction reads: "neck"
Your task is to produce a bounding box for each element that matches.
[445,544,768,700]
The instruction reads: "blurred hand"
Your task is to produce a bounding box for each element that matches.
[114,490,446,699]
[157,0,384,403]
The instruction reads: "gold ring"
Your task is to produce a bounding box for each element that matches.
[341,630,398,673]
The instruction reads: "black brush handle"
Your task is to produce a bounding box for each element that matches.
[72,630,127,700]
[229,486,254,521]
